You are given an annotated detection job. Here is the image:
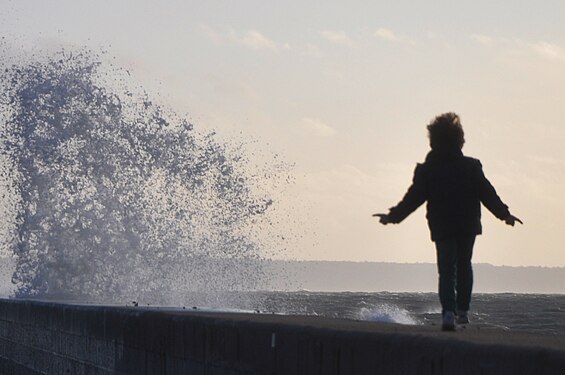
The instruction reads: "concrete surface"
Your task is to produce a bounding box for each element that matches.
[0,298,564,374]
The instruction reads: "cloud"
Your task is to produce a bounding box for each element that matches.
[470,33,494,47]
[374,28,412,44]
[239,30,277,50]
[528,41,565,62]
[201,25,280,51]
[227,30,278,51]
[374,28,398,41]
[299,117,337,137]
[319,30,354,47]
[470,33,565,62]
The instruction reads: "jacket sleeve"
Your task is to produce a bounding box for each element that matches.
[387,164,427,223]
[474,161,510,220]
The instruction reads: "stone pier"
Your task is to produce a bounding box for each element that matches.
[0,298,564,374]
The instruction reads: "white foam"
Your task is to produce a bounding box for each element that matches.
[356,303,420,325]
[422,306,442,314]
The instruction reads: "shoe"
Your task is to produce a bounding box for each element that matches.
[457,310,469,324]
[442,311,456,331]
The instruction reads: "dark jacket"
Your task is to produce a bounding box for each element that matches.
[387,148,510,241]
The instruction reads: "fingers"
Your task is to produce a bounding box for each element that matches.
[505,215,523,226]
[372,213,389,225]
[515,217,524,225]
[509,215,523,225]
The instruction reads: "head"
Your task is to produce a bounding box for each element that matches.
[427,112,465,151]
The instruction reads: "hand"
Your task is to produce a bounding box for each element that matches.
[504,214,523,226]
[372,213,391,225]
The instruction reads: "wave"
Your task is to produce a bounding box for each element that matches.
[355,303,420,325]
[0,47,289,306]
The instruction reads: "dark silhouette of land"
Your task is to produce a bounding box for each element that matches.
[264,260,565,294]
[2,257,564,295]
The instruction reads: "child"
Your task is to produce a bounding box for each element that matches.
[374,113,522,331]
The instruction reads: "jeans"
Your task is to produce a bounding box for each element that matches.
[435,236,476,314]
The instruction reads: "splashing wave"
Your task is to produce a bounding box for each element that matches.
[0,49,288,305]
[356,304,420,325]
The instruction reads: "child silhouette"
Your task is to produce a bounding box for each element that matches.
[374,113,522,331]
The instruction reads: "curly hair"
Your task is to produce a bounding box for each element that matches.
[427,112,465,151]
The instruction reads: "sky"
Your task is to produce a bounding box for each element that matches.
[1,0,565,267]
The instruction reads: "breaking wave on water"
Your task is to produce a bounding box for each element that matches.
[356,303,420,325]
[0,47,291,307]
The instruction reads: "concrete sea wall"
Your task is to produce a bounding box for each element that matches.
[0,298,564,374]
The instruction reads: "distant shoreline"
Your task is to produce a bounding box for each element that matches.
[263,260,565,294]
[2,257,565,295]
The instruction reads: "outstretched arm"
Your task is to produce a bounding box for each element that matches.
[373,164,426,225]
[475,161,523,226]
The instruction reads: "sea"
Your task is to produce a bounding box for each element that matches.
[242,291,565,336]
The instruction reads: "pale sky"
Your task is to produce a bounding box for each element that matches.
[2,1,565,266]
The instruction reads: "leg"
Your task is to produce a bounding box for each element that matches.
[455,236,476,312]
[435,238,458,314]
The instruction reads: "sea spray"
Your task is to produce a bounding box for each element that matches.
[0,49,289,306]
[356,303,420,325]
